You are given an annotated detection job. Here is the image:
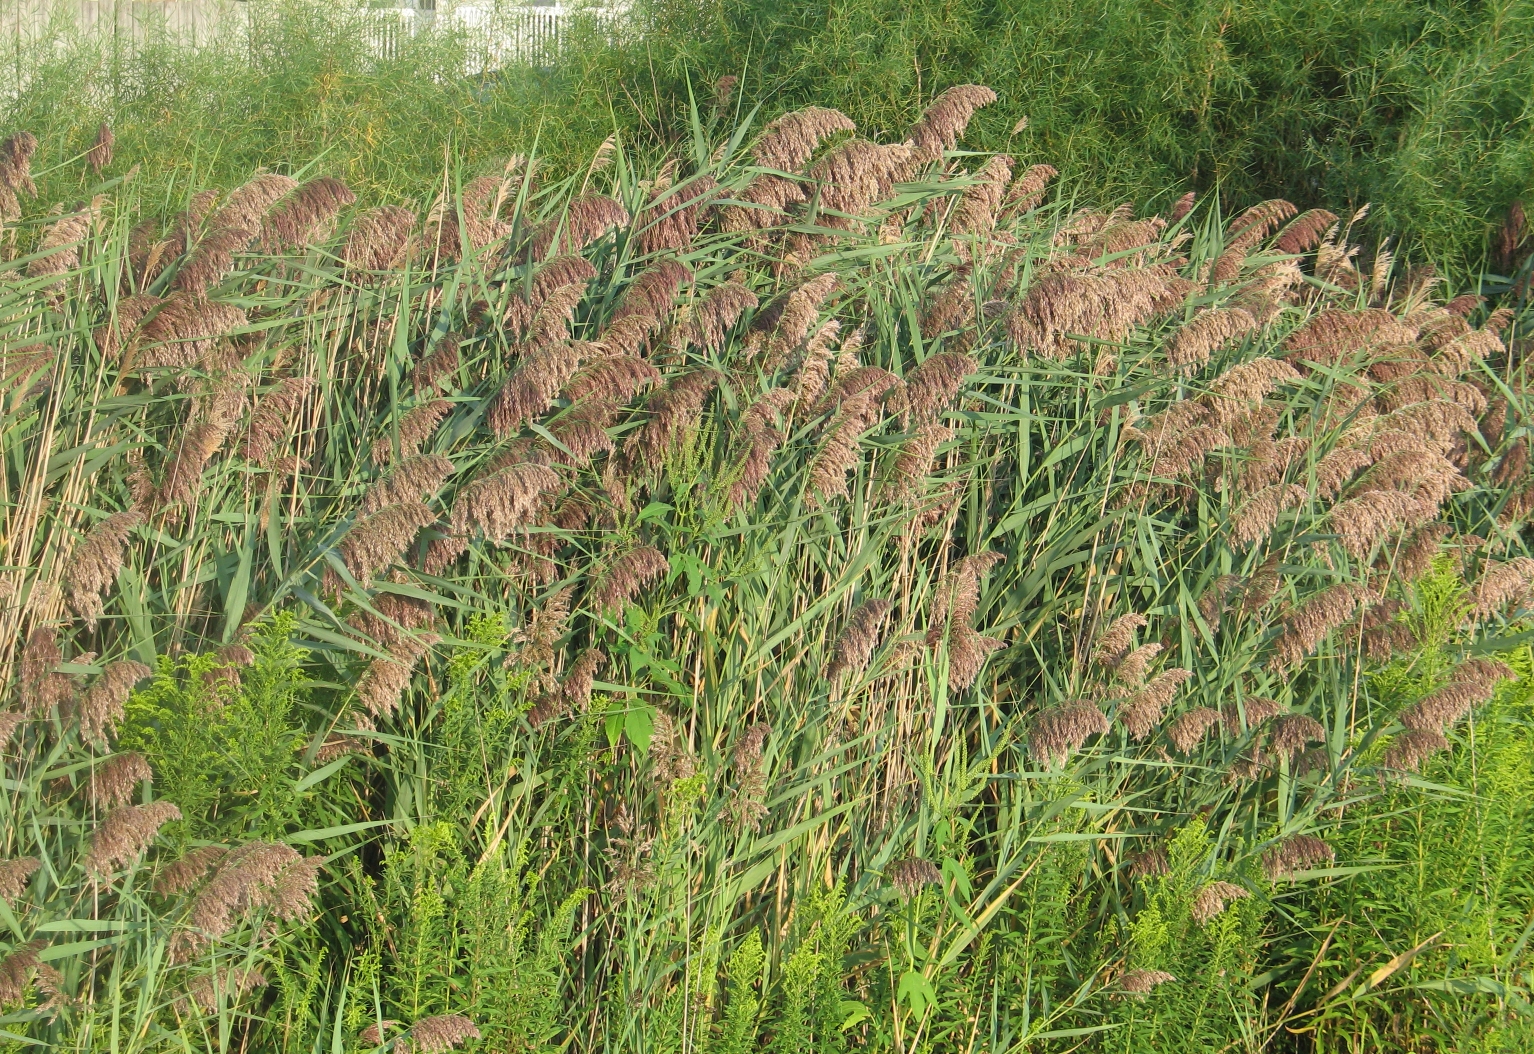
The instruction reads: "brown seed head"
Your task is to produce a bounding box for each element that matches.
[1167,707,1223,754]
[1029,699,1110,768]
[1381,729,1449,772]
[344,205,416,273]
[65,511,142,627]
[1262,834,1334,880]
[0,858,40,904]
[261,177,355,252]
[450,462,561,543]
[753,107,857,172]
[86,801,181,876]
[1166,308,1259,373]
[906,85,998,161]
[1118,669,1193,740]
[829,599,894,680]
[590,546,669,614]
[1119,968,1176,998]
[89,752,152,810]
[78,660,152,747]
[403,1014,481,1054]
[185,965,268,1012]
[242,376,313,465]
[1221,697,1284,734]
[339,502,437,589]
[1191,881,1250,924]
[887,857,944,898]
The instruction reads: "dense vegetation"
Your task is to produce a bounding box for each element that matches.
[3,19,1534,1054]
[4,0,1533,272]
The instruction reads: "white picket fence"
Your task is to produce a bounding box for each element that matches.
[1,1,625,69]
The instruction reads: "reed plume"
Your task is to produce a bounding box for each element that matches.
[260,177,355,251]
[0,941,45,1006]
[1282,307,1414,367]
[950,154,1014,235]
[728,388,795,507]
[528,194,629,261]
[242,376,312,465]
[636,175,717,254]
[65,511,142,627]
[133,295,247,372]
[155,845,230,895]
[1030,700,1110,768]
[1166,308,1258,373]
[1381,729,1449,772]
[590,547,669,614]
[1092,613,1148,670]
[1330,490,1435,559]
[810,140,915,220]
[900,351,975,425]
[687,282,759,350]
[1465,557,1534,622]
[1230,483,1308,549]
[759,273,839,370]
[89,752,152,810]
[1269,583,1368,670]
[409,334,460,394]
[921,270,973,339]
[0,131,38,198]
[186,966,267,1012]
[565,355,661,403]
[1228,199,1299,241]
[1008,266,1191,359]
[86,801,181,876]
[77,660,152,748]
[1118,669,1193,739]
[356,631,437,723]
[753,107,856,172]
[1119,969,1176,998]
[374,400,452,465]
[1168,707,1222,754]
[623,370,719,476]
[806,390,876,507]
[171,225,253,295]
[20,626,71,718]
[27,204,98,281]
[883,422,952,504]
[1262,834,1334,879]
[1273,209,1338,254]
[0,859,39,905]
[1269,714,1325,760]
[448,461,559,545]
[344,205,416,273]
[721,722,772,831]
[829,599,893,680]
[1191,881,1250,924]
[1128,846,1169,879]
[403,1014,481,1053]
[1222,697,1284,734]
[488,340,591,436]
[907,85,998,161]
[349,592,436,652]
[338,502,436,589]
[360,455,453,515]
[155,420,233,512]
[0,712,25,752]
[612,259,694,323]
[209,173,297,242]
[887,857,943,898]
[1399,659,1512,732]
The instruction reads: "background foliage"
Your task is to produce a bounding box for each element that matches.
[3,0,1533,270]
